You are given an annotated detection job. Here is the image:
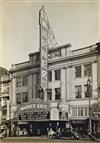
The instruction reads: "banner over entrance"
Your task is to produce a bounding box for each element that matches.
[17,100,50,121]
[39,6,58,91]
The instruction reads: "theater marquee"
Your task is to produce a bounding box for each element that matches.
[17,101,50,121]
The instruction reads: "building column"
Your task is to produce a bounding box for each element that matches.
[28,74,33,101]
[52,88,55,101]
[92,62,97,98]
[52,70,55,82]
[61,68,66,100]
[7,100,10,120]
[66,66,73,100]
[52,70,55,101]
[32,74,36,99]
[44,90,47,101]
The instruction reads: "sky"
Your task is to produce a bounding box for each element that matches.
[0,0,100,70]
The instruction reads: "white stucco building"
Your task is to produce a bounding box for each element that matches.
[9,42,100,135]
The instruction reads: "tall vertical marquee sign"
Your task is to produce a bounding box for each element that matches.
[39,6,58,92]
[39,6,48,91]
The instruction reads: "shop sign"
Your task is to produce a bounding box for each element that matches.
[18,101,50,112]
[18,121,28,125]
[59,100,68,112]
[93,112,100,115]
[39,6,48,91]
[91,103,100,120]
[20,103,48,111]
[50,108,59,120]
[18,101,50,121]
[71,120,86,124]
[18,111,49,121]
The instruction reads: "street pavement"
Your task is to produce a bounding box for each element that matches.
[0,136,99,143]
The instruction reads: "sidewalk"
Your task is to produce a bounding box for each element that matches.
[3,136,48,141]
[2,136,100,142]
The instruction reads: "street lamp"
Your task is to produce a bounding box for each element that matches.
[87,78,92,134]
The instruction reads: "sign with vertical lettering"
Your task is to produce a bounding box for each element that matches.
[39,6,58,91]
[39,6,48,91]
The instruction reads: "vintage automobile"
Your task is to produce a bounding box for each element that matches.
[49,128,80,140]
[91,132,100,139]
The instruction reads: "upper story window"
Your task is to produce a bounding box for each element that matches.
[78,107,84,116]
[55,69,60,80]
[55,88,61,100]
[84,107,89,116]
[72,107,77,117]
[22,76,28,86]
[16,75,28,87]
[71,106,89,117]
[16,76,21,87]
[22,92,28,103]
[75,66,81,78]
[48,71,52,82]
[47,89,52,100]
[84,84,92,98]
[75,85,82,98]
[48,49,61,59]
[84,64,91,76]
[7,87,9,93]
[16,93,21,104]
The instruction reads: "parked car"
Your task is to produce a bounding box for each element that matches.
[54,129,80,140]
[88,132,96,141]
[92,132,100,139]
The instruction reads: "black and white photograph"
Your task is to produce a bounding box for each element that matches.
[0,0,100,142]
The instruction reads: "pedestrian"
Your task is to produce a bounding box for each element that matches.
[48,128,55,138]
[0,129,6,141]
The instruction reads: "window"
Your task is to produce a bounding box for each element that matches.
[72,107,77,116]
[84,64,91,76]
[47,89,52,100]
[84,84,92,98]
[16,76,21,87]
[78,107,83,116]
[22,92,28,102]
[75,66,81,77]
[16,93,21,104]
[84,107,89,116]
[22,76,27,86]
[75,85,82,98]
[7,87,9,93]
[55,88,61,100]
[55,70,60,80]
[48,71,52,82]
[54,49,61,58]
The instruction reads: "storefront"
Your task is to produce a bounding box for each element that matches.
[91,102,100,132]
[70,119,88,134]
[16,100,68,136]
[17,100,50,136]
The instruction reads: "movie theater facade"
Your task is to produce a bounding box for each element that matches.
[10,43,100,135]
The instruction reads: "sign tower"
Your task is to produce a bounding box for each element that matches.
[39,6,58,100]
